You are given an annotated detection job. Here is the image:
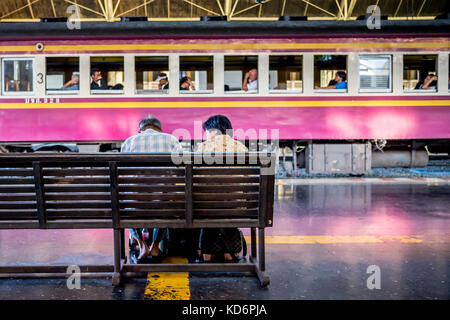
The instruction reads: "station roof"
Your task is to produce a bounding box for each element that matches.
[0,0,449,22]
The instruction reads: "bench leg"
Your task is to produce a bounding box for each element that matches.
[251,228,257,260]
[112,228,122,286]
[119,228,126,263]
[256,228,270,287]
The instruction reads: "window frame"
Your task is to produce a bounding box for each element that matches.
[402,53,438,93]
[358,54,393,93]
[312,54,349,94]
[178,55,215,94]
[45,56,80,96]
[223,54,259,95]
[268,54,304,94]
[2,57,35,96]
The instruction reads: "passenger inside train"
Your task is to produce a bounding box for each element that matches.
[180,76,195,90]
[243,68,258,91]
[90,56,124,93]
[224,56,258,93]
[62,72,79,91]
[90,68,108,90]
[179,56,213,93]
[315,71,347,89]
[313,55,348,91]
[403,54,437,91]
[156,73,169,90]
[135,56,169,94]
[46,57,79,94]
[415,74,438,90]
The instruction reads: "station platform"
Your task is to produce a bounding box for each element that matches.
[0,177,448,300]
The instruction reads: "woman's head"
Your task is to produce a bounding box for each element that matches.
[202,115,233,139]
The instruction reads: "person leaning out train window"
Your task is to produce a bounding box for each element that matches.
[415,74,437,90]
[156,73,169,90]
[90,68,108,90]
[62,72,79,91]
[315,71,347,90]
[243,68,258,92]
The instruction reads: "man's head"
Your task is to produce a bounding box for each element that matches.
[203,114,233,139]
[91,68,102,82]
[248,68,258,81]
[335,71,346,83]
[139,115,162,133]
[72,72,80,84]
[156,73,168,86]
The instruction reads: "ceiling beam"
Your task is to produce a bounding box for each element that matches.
[181,0,221,16]
[299,0,337,18]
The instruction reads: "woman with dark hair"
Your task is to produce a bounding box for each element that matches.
[196,115,247,262]
[197,115,247,153]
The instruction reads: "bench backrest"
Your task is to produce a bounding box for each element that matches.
[0,153,275,230]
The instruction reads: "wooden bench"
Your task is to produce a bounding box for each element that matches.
[0,153,275,286]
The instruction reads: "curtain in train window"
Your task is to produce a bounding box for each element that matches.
[179,56,213,93]
[136,56,169,94]
[403,55,438,92]
[46,57,79,95]
[359,55,392,92]
[2,59,34,94]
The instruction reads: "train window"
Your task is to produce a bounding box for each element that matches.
[179,56,213,93]
[269,55,303,93]
[46,57,79,95]
[2,58,34,95]
[314,55,347,93]
[135,56,169,94]
[403,55,437,92]
[224,56,258,93]
[359,55,392,92]
[90,56,124,94]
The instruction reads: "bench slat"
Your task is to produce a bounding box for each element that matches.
[0,195,37,201]
[43,168,109,176]
[194,177,259,184]
[193,193,259,201]
[44,185,110,192]
[193,168,260,175]
[119,202,185,209]
[193,185,259,192]
[0,178,34,184]
[45,194,110,201]
[119,185,185,192]
[46,202,111,209]
[0,169,33,176]
[119,177,185,184]
[194,201,258,209]
[44,177,110,184]
[118,168,184,176]
[119,194,184,201]
[0,202,36,209]
[0,186,36,193]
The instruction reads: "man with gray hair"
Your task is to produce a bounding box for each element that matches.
[121,115,182,261]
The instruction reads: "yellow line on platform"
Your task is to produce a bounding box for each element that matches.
[144,256,190,300]
[245,235,424,244]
